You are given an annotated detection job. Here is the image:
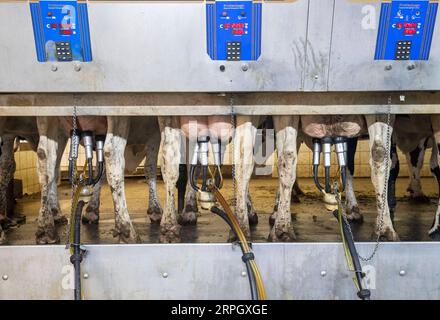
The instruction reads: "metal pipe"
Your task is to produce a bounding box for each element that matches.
[321,137,332,193]
[92,135,105,185]
[312,139,324,193]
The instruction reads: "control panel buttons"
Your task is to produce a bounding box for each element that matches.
[55,41,73,61]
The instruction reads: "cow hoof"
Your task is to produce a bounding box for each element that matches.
[268,226,296,242]
[112,222,138,244]
[8,213,26,225]
[346,206,363,224]
[248,213,258,226]
[373,227,400,242]
[35,228,59,244]
[82,208,99,225]
[0,217,18,230]
[246,203,258,226]
[54,214,68,225]
[159,225,181,243]
[409,195,430,204]
[269,213,276,227]
[291,194,301,203]
[113,229,138,244]
[429,227,440,241]
[147,207,162,224]
[0,231,6,245]
[178,210,198,226]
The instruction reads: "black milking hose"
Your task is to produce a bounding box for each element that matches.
[70,200,85,301]
[189,164,199,191]
[325,166,331,193]
[313,165,324,193]
[332,209,371,301]
[201,165,208,191]
[211,206,258,300]
[340,166,347,192]
[87,159,93,186]
[92,161,104,185]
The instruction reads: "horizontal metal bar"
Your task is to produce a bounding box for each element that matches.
[0,242,438,300]
[1,104,440,116]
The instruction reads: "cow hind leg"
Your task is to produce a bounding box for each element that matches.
[50,134,68,225]
[366,115,399,241]
[158,117,181,242]
[428,140,440,240]
[345,137,363,223]
[387,140,399,222]
[178,164,198,226]
[405,139,430,203]
[145,143,163,224]
[269,116,299,242]
[105,117,138,243]
[82,172,104,224]
[247,192,258,226]
[35,118,61,244]
[0,136,15,243]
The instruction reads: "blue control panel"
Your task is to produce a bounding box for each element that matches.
[206,0,262,61]
[30,0,92,62]
[375,0,438,60]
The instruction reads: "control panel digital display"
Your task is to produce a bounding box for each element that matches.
[206,0,262,61]
[375,0,438,60]
[30,0,92,62]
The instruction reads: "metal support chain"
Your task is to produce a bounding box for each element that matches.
[334,96,393,262]
[230,95,237,211]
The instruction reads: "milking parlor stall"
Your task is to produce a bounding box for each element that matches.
[0,0,440,301]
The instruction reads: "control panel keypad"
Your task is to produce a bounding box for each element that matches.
[395,41,412,60]
[55,41,73,61]
[227,42,241,61]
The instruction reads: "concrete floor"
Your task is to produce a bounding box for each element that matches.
[4,177,440,245]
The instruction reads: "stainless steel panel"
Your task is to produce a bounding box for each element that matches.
[0,1,309,92]
[0,243,439,300]
[328,0,440,91]
[303,0,334,91]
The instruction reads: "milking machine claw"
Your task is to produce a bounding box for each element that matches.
[312,136,371,300]
[68,129,105,300]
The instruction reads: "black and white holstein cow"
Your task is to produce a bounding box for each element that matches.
[270,115,399,241]
[36,116,163,244]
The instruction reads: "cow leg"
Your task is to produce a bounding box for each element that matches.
[429,127,440,239]
[345,137,363,223]
[82,171,104,224]
[158,116,181,243]
[405,139,430,203]
[178,164,198,226]
[269,115,299,242]
[291,180,304,203]
[365,115,399,241]
[49,133,68,225]
[291,142,304,203]
[105,117,137,243]
[232,116,258,239]
[0,136,15,243]
[35,117,62,244]
[246,191,258,226]
[145,141,163,224]
[387,140,399,222]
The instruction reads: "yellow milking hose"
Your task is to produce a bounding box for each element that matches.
[210,186,267,300]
